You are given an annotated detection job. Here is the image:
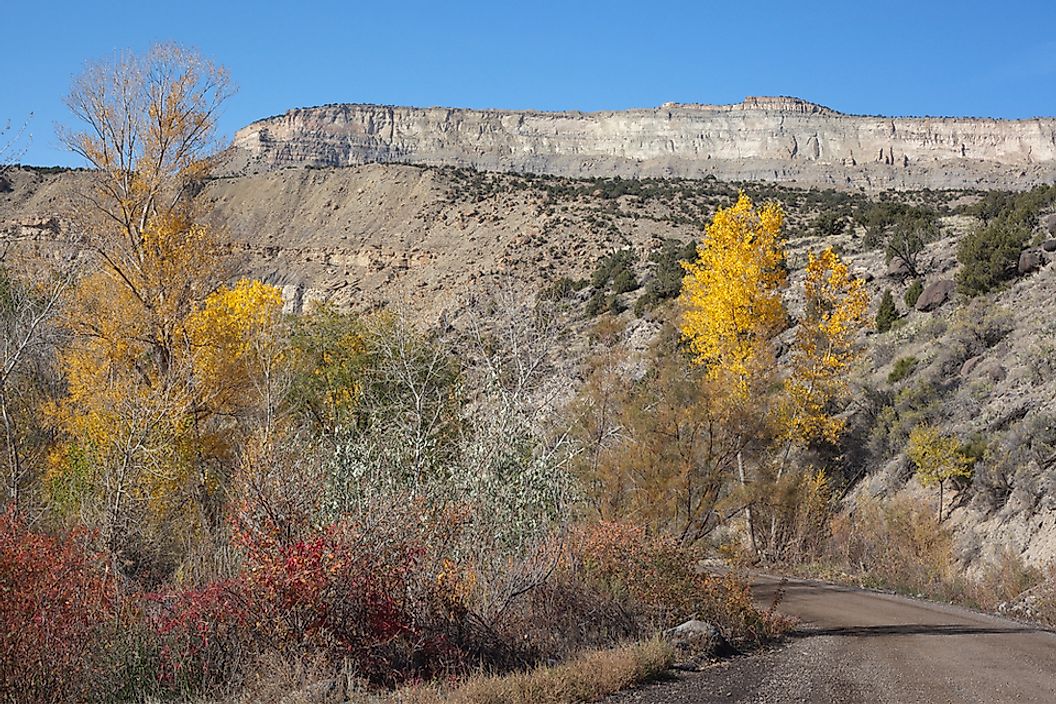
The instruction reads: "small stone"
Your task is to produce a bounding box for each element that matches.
[960,355,983,377]
[664,619,738,664]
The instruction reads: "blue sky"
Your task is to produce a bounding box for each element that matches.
[5,0,1055,166]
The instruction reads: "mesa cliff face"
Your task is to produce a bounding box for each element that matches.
[230,97,1056,190]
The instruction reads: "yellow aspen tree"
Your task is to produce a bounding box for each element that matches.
[185,279,285,424]
[680,193,788,391]
[782,247,870,445]
[907,425,973,522]
[679,193,788,553]
[61,44,233,373]
[770,246,869,556]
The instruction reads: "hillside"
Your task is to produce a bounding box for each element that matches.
[3,162,1056,574]
[227,97,1056,191]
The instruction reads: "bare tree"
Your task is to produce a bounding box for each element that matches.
[60,43,235,374]
[0,116,30,182]
[0,263,73,511]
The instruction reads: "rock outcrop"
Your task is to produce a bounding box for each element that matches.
[915,279,956,312]
[228,97,1056,191]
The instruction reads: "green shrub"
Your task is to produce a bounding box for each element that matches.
[540,276,587,301]
[957,184,1056,296]
[590,250,636,291]
[888,356,919,384]
[585,291,606,317]
[858,203,938,251]
[633,292,656,317]
[645,238,696,302]
[956,220,1029,296]
[813,211,846,237]
[610,269,639,295]
[875,289,898,333]
[903,279,924,308]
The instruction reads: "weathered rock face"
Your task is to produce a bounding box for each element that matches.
[229,96,1056,191]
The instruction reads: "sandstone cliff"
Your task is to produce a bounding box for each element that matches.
[229,97,1056,191]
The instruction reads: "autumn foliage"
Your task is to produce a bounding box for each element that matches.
[0,45,805,703]
[0,511,116,703]
[679,193,787,393]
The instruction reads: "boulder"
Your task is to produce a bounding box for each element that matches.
[915,279,955,312]
[886,257,911,279]
[1041,213,1056,237]
[1019,250,1043,275]
[664,619,737,666]
[1042,239,1056,253]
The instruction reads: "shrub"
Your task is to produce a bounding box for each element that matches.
[645,238,697,302]
[956,220,1029,296]
[539,276,587,302]
[610,269,639,295]
[149,580,252,696]
[232,515,462,687]
[590,250,636,291]
[858,203,938,251]
[888,356,919,384]
[813,211,846,237]
[829,496,956,597]
[903,279,923,308]
[0,511,117,704]
[875,289,898,333]
[568,522,790,648]
[965,549,1042,611]
[584,291,606,317]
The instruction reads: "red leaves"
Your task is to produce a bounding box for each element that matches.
[0,509,116,702]
[1,506,474,697]
[233,519,429,684]
[147,579,249,688]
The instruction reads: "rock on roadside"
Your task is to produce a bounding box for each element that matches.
[664,619,738,669]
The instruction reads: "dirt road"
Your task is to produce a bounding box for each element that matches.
[612,575,1056,704]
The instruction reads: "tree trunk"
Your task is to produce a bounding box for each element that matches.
[938,480,944,522]
[738,450,758,555]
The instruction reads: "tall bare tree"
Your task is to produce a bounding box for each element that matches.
[60,42,234,372]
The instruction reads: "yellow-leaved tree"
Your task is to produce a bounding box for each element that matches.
[907,424,973,521]
[768,246,869,557]
[782,247,870,445]
[46,45,288,577]
[679,193,788,552]
[680,193,788,391]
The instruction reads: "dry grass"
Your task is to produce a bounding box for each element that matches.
[391,639,674,704]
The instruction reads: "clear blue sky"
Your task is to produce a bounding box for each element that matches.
[5,0,1055,166]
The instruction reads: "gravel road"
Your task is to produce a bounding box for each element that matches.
[610,574,1056,704]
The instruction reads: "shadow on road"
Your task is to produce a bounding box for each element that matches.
[794,623,1041,638]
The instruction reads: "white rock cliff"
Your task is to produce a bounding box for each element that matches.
[230,97,1056,190]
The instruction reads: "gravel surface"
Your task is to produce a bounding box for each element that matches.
[609,575,1056,703]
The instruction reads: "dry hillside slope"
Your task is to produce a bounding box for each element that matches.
[3,162,1056,576]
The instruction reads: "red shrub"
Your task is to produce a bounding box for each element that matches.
[0,509,116,703]
[233,516,462,685]
[148,579,251,694]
